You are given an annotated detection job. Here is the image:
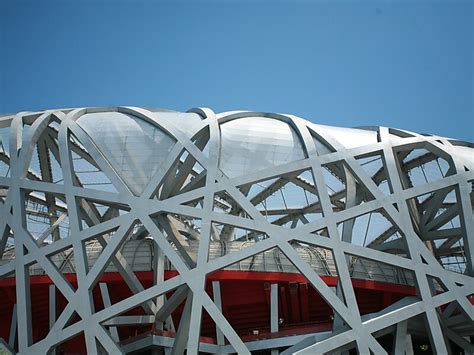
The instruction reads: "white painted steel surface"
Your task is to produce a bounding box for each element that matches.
[0,107,472,354]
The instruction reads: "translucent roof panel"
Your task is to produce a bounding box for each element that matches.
[219,117,305,178]
[77,112,176,195]
[150,111,204,137]
[309,123,378,149]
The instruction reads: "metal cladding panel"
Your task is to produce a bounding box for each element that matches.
[219,116,305,178]
[77,111,176,195]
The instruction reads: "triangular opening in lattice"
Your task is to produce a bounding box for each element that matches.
[338,208,410,259]
[0,159,10,178]
[213,190,246,215]
[355,152,392,196]
[25,122,64,185]
[152,214,199,269]
[344,252,417,303]
[22,190,70,245]
[427,275,449,297]
[0,224,14,263]
[308,126,336,156]
[435,238,467,274]
[83,219,139,279]
[26,261,76,343]
[75,196,131,231]
[180,195,204,210]
[406,188,467,273]
[321,161,377,215]
[47,245,77,278]
[191,124,211,158]
[63,310,83,328]
[154,148,207,200]
[396,147,453,189]
[237,169,321,227]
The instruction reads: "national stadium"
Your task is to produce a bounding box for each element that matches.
[0,107,472,354]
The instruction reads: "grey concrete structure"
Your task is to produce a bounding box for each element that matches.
[0,107,472,354]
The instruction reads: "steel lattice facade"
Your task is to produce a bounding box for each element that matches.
[0,107,473,354]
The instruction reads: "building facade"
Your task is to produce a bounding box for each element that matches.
[0,107,473,354]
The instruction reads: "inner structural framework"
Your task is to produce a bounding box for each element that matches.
[0,107,473,355]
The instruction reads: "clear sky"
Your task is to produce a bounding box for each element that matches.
[0,0,473,141]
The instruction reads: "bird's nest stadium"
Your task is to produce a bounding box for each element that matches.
[0,107,472,354]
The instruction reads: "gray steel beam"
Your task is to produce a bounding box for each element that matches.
[212,281,225,347]
[99,283,120,342]
[270,283,279,355]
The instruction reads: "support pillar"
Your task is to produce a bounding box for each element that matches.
[99,282,120,342]
[154,243,166,332]
[270,283,279,355]
[212,281,225,347]
[49,285,57,355]
[8,303,17,348]
[393,320,407,355]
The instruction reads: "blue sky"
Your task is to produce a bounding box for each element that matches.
[0,0,472,141]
